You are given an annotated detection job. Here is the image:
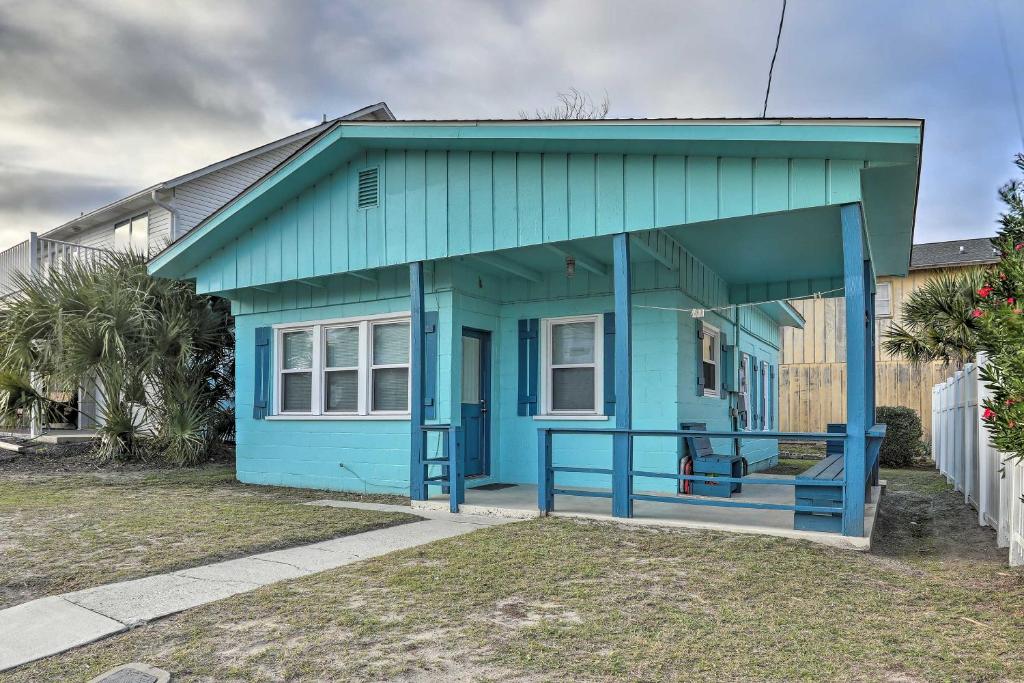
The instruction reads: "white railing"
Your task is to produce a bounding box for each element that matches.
[0,233,108,298]
[0,239,30,297]
[932,354,1024,566]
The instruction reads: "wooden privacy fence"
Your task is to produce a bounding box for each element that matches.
[781,361,951,441]
[932,355,1024,566]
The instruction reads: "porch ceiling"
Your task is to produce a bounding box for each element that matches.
[459,234,674,281]
[663,205,844,287]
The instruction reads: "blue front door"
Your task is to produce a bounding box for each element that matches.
[460,328,491,477]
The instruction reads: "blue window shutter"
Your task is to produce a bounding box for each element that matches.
[603,312,615,415]
[253,326,270,419]
[423,311,438,420]
[769,364,776,429]
[695,319,705,396]
[518,318,539,416]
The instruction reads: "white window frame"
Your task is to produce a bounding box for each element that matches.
[875,282,892,318]
[277,327,317,415]
[540,314,604,417]
[270,312,410,420]
[701,322,720,399]
[322,323,363,416]
[368,319,413,416]
[113,212,149,255]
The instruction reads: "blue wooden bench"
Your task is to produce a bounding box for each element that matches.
[680,422,743,498]
[793,423,845,533]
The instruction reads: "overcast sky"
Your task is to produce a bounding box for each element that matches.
[1,0,1022,251]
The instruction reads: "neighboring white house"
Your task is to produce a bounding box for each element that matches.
[0,102,394,297]
[0,102,394,432]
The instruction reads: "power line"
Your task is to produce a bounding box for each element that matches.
[992,0,1024,150]
[761,0,787,118]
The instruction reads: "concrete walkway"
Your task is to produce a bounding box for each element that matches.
[0,503,511,672]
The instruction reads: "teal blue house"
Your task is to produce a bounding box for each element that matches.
[150,116,922,539]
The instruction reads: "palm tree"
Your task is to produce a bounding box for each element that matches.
[0,251,234,463]
[881,269,986,368]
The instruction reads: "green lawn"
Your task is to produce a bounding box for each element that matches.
[7,467,1023,682]
[0,464,415,609]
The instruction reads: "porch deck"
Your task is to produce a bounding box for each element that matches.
[414,477,883,550]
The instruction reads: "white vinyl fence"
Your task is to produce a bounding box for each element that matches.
[932,353,1024,566]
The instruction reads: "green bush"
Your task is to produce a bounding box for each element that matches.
[875,406,926,467]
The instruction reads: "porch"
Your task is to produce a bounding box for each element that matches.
[409,202,886,541]
[413,477,884,550]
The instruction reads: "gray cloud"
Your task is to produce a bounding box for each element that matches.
[0,166,130,215]
[0,0,1021,251]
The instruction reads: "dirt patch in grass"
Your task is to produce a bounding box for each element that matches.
[873,467,1006,566]
[10,468,1024,682]
[763,457,818,476]
[0,463,414,609]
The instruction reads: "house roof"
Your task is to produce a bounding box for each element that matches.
[909,237,1000,270]
[149,117,924,284]
[42,102,394,241]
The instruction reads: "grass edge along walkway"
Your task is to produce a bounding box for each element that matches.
[0,503,511,672]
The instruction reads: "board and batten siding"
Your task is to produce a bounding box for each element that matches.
[172,138,311,237]
[191,150,868,295]
[779,268,960,440]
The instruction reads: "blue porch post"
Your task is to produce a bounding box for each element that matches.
[841,204,868,536]
[612,233,633,518]
[448,426,464,512]
[410,261,427,501]
[538,429,553,513]
[865,259,880,489]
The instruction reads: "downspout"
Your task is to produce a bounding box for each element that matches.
[150,187,178,243]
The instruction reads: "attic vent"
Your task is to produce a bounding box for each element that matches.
[357,168,379,209]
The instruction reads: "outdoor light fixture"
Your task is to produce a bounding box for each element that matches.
[565,255,576,278]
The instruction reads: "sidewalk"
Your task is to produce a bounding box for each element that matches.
[0,502,512,672]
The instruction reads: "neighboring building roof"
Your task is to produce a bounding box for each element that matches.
[42,102,394,241]
[909,237,1000,270]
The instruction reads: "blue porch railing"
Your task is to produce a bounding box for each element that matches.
[418,424,464,513]
[538,426,887,536]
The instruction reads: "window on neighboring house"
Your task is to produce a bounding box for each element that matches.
[275,315,409,417]
[542,315,602,415]
[113,213,149,254]
[701,323,720,398]
[875,282,892,318]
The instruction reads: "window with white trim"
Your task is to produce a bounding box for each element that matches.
[113,213,148,254]
[875,282,892,317]
[370,321,411,413]
[701,323,720,398]
[542,315,603,415]
[280,329,314,413]
[275,315,409,417]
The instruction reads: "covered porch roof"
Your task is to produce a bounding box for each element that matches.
[148,117,923,296]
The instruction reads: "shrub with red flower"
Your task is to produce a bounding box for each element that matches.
[976,154,1024,463]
